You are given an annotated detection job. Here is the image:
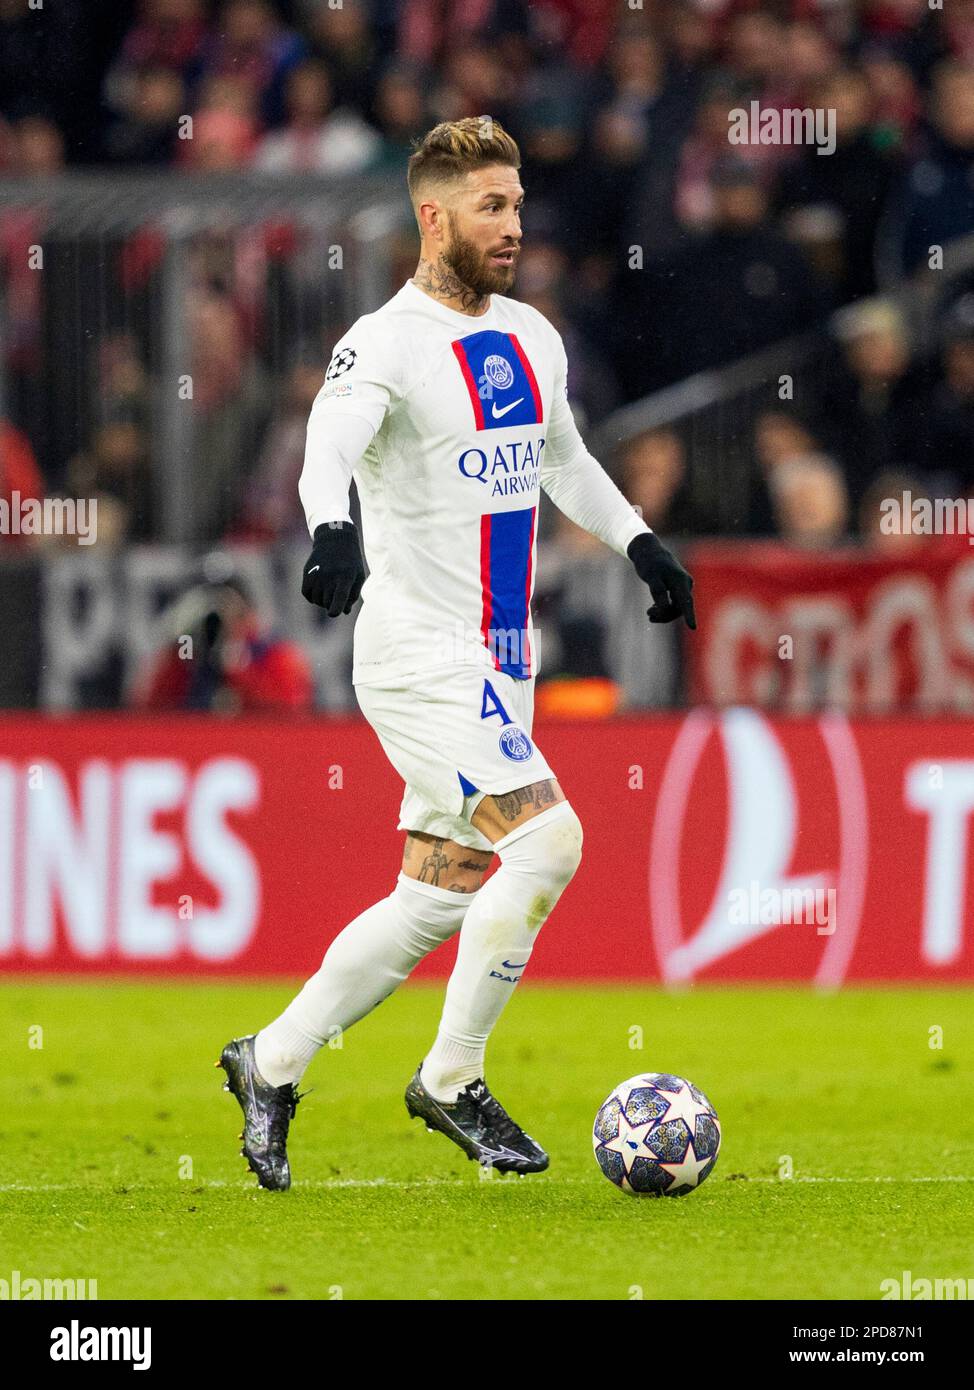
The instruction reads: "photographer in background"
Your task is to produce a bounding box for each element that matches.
[132,559,313,714]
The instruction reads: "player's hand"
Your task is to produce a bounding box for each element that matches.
[627,532,696,630]
[301,521,366,616]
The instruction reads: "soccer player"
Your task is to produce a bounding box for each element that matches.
[219,117,695,1189]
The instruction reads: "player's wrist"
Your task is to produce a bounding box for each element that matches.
[627,532,664,566]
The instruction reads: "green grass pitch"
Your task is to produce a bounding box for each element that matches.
[1,981,972,1301]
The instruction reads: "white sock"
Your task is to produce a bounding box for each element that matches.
[254,874,472,1087]
[421,803,583,1102]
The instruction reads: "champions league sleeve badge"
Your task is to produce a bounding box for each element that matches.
[326,347,357,380]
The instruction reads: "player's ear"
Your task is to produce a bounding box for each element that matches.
[418,195,445,244]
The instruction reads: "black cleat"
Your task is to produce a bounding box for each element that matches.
[405,1067,549,1174]
[217,1035,302,1191]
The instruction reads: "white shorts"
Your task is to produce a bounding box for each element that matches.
[355,663,555,852]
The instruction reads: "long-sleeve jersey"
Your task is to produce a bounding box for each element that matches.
[299,278,649,686]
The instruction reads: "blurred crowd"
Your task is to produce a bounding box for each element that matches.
[3,0,974,709]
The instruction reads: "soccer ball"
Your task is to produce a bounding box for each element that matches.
[593,1072,721,1197]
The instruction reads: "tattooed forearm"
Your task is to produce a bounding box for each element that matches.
[413,258,488,314]
[492,780,558,822]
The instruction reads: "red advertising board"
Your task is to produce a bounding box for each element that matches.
[687,537,974,713]
[0,712,972,982]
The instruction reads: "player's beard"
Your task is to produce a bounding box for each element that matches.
[443,213,517,299]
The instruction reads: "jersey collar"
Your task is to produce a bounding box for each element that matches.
[401,278,498,328]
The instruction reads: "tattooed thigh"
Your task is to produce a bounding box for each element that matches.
[400,833,493,893]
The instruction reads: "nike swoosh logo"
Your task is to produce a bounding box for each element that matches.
[491,398,524,420]
[307,565,320,575]
[431,1098,520,1161]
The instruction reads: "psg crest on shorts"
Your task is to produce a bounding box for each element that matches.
[499,725,533,761]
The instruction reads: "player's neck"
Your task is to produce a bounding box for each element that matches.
[412,258,490,317]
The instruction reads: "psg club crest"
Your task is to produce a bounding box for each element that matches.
[452,330,543,431]
[483,353,514,391]
[499,725,533,762]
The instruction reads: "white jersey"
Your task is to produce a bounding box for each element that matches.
[299,278,648,687]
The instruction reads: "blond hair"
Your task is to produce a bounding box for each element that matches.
[407,116,521,202]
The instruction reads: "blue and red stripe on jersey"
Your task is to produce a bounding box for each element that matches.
[452,330,543,432]
[479,505,536,680]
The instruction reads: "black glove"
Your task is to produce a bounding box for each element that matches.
[301,521,366,616]
[627,532,696,630]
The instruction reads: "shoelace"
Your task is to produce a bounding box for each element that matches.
[267,1083,309,1125]
[475,1091,526,1146]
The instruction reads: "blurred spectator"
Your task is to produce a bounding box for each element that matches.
[748,409,824,534]
[94,333,151,432]
[254,59,380,174]
[509,67,584,249]
[819,297,931,502]
[236,356,326,541]
[397,0,536,69]
[132,564,313,712]
[775,68,900,301]
[189,291,271,537]
[582,26,699,263]
[0,419,44,550]
[620,428,692,533]
[531,0,617,70]
[721,9,793,111]
[781,19,841,104]
[433,40,512,125]
[924,319,974,493]
[516,241,620,427]
[0,118,64,456]
[768,453,851,548]
[371,62,431,172]
[180,107,257,170]
[302,0,378,118]
[860,45,922,153]
[194,0,307,129]
[670,77,745,238]
[104,0,207,110]
[887,60,974,275]
[105,67,185,165]
[10,114,65,175]
[630,158,831,393]
[859,469,933,553]
[66,421,154,542]
[195,71,262,123]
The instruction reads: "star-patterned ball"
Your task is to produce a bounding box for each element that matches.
[593,1073,721,1196]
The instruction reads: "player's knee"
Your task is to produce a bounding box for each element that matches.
[500,801,583,896]
[545,803,584,888]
